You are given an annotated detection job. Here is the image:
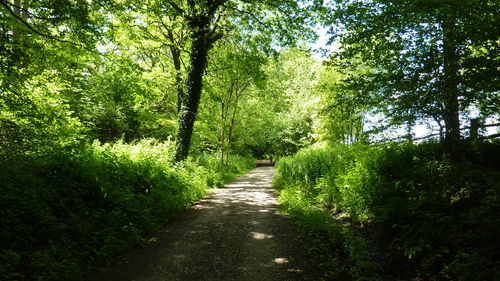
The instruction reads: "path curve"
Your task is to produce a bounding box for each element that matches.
[90,166,323,281]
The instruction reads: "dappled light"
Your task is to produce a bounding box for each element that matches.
[249,232,274,240]
[1,0,498,280]
[88,166,322,281]
[273,258,289,264]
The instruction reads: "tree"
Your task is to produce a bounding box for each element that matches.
[203,40,266,162]
[315,62,365,145]
[262,48,319,155]
[0,0,106,156]
[119,3,190,114]
[169,0,226,161]
[168,0,319,161]
[326,0,500,151]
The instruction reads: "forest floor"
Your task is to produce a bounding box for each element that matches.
[89,166,324,281]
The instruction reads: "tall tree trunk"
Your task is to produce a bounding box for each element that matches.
[172,0,225,162]
[220,81,237,164]
[12,0,21,41]
[433,115,445,143]
[220,99,226,163]
[12,0,29,68]
[174,25,210,162]
[227,84,246,155]
[405,120,413,143]
[442,14,461,150]
[166,28,185,113]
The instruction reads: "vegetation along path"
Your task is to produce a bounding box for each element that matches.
[90,166,323,281]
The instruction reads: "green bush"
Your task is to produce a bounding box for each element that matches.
[194,152,256,187]
[274,141,500,280]
[0,140,254,281]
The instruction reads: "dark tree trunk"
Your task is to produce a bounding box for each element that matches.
[172,0,226,162]
[174,21,210,162]
[12,0,21,41]
[469,118,481,140]
[220,98,227,164]
[442,14,461,150]
[227,83,245,146]
[166,28,185,113]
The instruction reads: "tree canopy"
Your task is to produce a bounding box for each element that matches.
[1,1,500,280]
[324,0,499,146]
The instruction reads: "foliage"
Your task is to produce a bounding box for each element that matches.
[274,141,500,280]
[0,140,254,281]
[325,0,500,142]
[314,62,366,145]
[256,48,320,157]
[167,0,320,161]
[194,152,256,187]
[193,47,320,158]
[278,186,376,280]
[1,1,498,280]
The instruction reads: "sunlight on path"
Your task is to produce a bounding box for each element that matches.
[90,167,322,281]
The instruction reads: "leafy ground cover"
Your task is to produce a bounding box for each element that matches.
[274,141,500,281]
[0,140,254,281]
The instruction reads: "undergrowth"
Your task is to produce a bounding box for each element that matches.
[274,141,500,281]
[0,140,254,281]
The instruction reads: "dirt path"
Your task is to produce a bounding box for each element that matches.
[89,166,324,281]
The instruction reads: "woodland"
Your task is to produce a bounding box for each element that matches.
[0,0,499,280]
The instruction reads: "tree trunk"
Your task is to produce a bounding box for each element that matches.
[172,0,225,162]
[405,120,413,143]
[220,99,226,163]
[174,25,210,162]
[227,84,245,153]
[166,28,185,113]
[442,14,461,150]
[469,118,481,140]
[433,116,445,143]
[11,0,21,42]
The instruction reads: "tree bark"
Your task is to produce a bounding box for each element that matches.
[469,118,481,140]
[442,13,461,149]
[227,83,246,146]
[220,98,227,164]
[174,26,210,162]
[220,81,236,164]
[166,28,185,113]
[11,0,21,41]
[172,0,226,162]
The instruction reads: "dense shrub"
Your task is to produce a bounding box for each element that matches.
[194,153,256,187]
[274,141,500,280]
[0,140,254,281]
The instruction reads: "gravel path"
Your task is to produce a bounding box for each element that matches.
[89,166,323,281]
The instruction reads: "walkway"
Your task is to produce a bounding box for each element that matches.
[90,166,323,281]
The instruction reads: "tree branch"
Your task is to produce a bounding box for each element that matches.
[0,0,50,20]
[167,1,191,21]
[0,0,91,51]
[208,0,228,16]
[225,5,273,30]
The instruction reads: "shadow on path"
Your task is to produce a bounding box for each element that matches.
[89,167,323,281]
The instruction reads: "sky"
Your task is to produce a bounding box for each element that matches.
[310,26,335,60]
